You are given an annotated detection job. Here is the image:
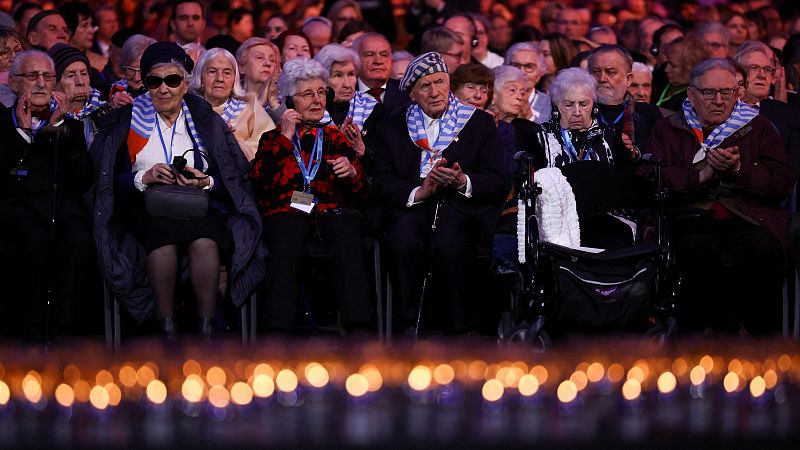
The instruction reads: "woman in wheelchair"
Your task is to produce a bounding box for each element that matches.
[532,68,644,250]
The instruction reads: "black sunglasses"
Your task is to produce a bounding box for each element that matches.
[144,74,184,90]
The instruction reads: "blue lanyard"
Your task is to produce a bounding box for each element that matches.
[12,104,47,138]
[561,128,591,161]
[292,128,323,192]
[156,114,178,164]
[599,101,626,125]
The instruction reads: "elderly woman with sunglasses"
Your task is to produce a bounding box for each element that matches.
[249,58,371,335]
[91,42,264,338]
[190,47,275,161]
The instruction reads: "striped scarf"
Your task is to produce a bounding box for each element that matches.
[347,91,378,129]
[682,98,758,164]
[406,93,475,176]
[127,92,205,163]
[319,91,378,128]
[50,88,105,120]
[112,79,128,91]
[220,97,246,123]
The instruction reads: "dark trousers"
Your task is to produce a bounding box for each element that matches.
[674,214,785,334]
[0,197,95,339]
[385,201,482,332]
[260,211,370,330]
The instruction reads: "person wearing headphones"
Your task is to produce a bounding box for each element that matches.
[445,13,479,66]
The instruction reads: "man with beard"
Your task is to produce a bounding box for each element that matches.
[0,50,94,340]
[588,44,664,155]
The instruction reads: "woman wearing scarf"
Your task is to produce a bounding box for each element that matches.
[249,58,371,335]
[314,43,386,175]
[535,68,640,249]
[373,52,508,334]
[190,47,275,162]
[107,35,156,109]
[650,58,793,334]
[91,42,265,338]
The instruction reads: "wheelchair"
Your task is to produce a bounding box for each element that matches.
[496,156,679,350]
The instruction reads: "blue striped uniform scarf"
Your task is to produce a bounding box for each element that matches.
[128,92,206,163]
[406,93,475,176]
[682,98,758,164]
[319,91,378,128]
[220,97,246,124]
[50,88,105,120]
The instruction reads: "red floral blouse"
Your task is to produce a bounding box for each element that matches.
[249,125,368,217]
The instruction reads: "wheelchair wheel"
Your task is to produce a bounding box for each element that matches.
[510,328,551,353]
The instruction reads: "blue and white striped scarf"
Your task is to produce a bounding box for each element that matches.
[319,91,378,128]
[128,92,205,163]
[112,79,128,91]
[406,93,475,176]
[682,98,758,164]
[220,97,246,123]
[50,88,105,120]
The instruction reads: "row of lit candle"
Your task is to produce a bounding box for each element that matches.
[0,349,796,411]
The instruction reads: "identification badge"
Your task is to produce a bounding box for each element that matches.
[290,190,316,214]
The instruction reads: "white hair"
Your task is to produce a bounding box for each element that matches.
[314,43,360,72]
[631,62,652,74]
[190,47,247,100]
[277,58,329,100]
[733,40,776,65]
[550,67,597,104]
[492,65,528,92]
[392,50,414,63]
[697,22,731,43]
[120,35,156,68]
[9,49,54,80]
[503,42,546,77]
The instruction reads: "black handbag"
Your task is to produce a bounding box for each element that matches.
[143,149,210,220]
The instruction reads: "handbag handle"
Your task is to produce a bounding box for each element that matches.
[173,148,210,180]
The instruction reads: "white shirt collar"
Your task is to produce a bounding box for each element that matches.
[357,78,388,92]
[421,109,439,129]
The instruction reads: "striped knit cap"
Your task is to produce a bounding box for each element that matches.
[399,52,448,93]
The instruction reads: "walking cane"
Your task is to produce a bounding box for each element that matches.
[414,197,443,340]
[44,124,63,349]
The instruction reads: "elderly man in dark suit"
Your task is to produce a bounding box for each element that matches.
[0,49,94,340]
[373,52,508,334]
[733,41,800,174]
[353,32,411,113]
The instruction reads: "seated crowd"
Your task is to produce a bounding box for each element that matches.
[1,0,799,341]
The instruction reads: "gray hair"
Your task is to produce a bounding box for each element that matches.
[150,60,192,79]
[492,65,528,92]
[587,44,633,72]
[503,42,545,70]
[697,22,731,43]
[277,58,329,101]
[690,58,736,86]
[190,47,247,99]
[9,49,54,81]
[550,67,597,104]
[733,40,776,65]
[314,43,360,73]
[352,32,389,55]
[236,37,278,65]
[392,50,414,63]
[120,35,156,68]
[420,27,463,54]
[302,16,333,32]
[632,62,652,74]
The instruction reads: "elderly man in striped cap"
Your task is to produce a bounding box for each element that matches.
[373,51,509,335]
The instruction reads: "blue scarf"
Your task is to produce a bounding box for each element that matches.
[682,98,758,163]
[50,88,105,121]
[319,91,378,128]
[406,93,475,176]
[128,92,205,163]
[220,97,246,124]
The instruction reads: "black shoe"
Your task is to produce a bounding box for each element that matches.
[198,317,214,338]
[160,317,177,341]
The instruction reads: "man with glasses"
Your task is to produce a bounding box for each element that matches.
[0,49,95,340]
[421,27,468,74]
[650,58,794,335]
[733,41,800,173]
[504,42,551,124]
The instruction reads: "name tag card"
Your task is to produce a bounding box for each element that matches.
[290,190,316,214]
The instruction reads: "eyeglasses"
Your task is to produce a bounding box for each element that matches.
[746,64,776,76]
[123,66,141,78]
[144,74,184,90]
[510,62,537,72]
[293,88,328,101]
[13,71,56,82]
[439,51,464,60]
[691,85,736,100]
[0,46,21,60]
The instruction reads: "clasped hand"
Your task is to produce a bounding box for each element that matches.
[143,163,210,188]
[417,158,467,201]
